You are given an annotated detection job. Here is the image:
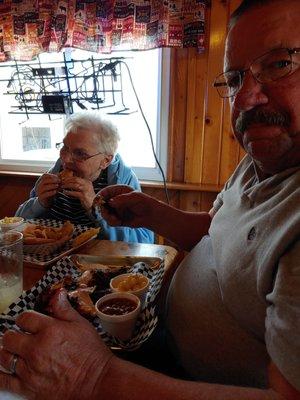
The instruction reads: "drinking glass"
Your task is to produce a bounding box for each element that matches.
[0,231,23,313]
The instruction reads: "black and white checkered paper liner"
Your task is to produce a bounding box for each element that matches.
[22,219,93,264]
[0,256,165,350]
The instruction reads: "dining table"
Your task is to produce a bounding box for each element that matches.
[22,238,182,337]
[0,240,182,400]
[23,238,181,292]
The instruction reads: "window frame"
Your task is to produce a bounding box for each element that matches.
[0,48,171,182]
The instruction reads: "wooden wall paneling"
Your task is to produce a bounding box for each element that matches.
[184,47,207,184]
[219,99,241,185]
[229,0,243,14]
[167,48,189,183]
[0,176,36,218]
[178,190,217,213]
[201,0,228,185]
[218,0,243,183]
[179,190,202,212]
[216,1,240,185]
[142,187,181,209]
[238,146,246,163]
[200,191,218,212]
[184,48,204,183]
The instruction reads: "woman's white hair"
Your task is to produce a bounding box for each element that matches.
[64,111,120,155]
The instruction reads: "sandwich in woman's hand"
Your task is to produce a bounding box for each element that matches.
[58,169,74,182]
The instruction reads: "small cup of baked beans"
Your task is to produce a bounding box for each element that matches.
[95,292,141,341]
[110,273,150,306]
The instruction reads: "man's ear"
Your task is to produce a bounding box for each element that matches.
[100,154,113,169]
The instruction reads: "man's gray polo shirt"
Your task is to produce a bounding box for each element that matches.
[166,155,300,390]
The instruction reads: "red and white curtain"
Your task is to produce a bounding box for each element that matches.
[0,0,207,61]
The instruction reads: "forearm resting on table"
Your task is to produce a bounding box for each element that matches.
[98,357,286,400]
[147,200,212,251]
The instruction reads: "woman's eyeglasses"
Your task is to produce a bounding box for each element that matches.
[213,47,300,98]
[55,142,104,162]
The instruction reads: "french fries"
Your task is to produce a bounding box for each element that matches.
[23,221,74,245]
[71,227,100,248]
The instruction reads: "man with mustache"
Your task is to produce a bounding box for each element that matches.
[0,0,299,399]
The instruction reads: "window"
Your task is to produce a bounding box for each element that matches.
[0,48,170,181]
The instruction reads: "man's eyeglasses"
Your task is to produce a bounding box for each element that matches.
[213,47,300,98]
[55,142,104,162]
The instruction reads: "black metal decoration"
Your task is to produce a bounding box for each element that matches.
[0,53,137,120]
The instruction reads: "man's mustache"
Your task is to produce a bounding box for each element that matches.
[235,109,290,133]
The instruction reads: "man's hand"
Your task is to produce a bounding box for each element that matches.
[0,290,113,400]
[61,176,96,211]
[36,173,60,208]
[95,185,156,228]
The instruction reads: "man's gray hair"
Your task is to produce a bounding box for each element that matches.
[64,111,120,155]
[230,0,279,29]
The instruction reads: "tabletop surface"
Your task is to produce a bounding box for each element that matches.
[23,239,180,291]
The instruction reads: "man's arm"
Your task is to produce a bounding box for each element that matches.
[268,362,300,400]
[146,200,212,250]
[98,186,213,251]
[1,291,297,400]
[98,357,288,400]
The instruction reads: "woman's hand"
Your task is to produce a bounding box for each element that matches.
[61,176,96,211]
[94,185,156,228]
[36,173,60,208]
[0,290,113,400]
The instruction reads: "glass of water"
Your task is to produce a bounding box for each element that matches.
[0,231,23,314]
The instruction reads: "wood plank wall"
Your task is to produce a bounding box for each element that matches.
[168,0,243,190]
[0,0,243,244]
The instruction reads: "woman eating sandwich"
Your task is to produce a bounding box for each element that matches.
[15,111,154,244]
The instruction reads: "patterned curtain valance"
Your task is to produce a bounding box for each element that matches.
[0,0,207,61]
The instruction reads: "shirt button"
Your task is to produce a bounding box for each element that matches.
[247,227,256,240]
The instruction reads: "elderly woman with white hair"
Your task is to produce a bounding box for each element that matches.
[16,112,154,244]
